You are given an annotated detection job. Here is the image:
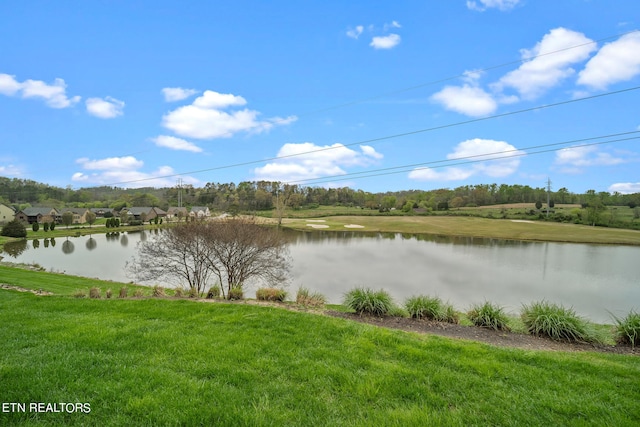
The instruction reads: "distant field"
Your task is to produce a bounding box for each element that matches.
[281,215,640,245]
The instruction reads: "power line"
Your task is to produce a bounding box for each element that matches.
[102,85,640,187]
[294,136,640,186]
[285,131,640,185]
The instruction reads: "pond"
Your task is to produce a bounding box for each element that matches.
[2,229,638,323]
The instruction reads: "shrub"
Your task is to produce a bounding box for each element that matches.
[174,287,184,298]
[74,289,87,298]
[105,289,112,299]
[89,287,101,299]
[133,289,144,298]
[296,287,326,308]
[49,222,55,231]
[256,287,287,302]
[152,285,166,297]
[406,295,442,320]
[405,295,459,324]
[467,301,510,331]
[611,310,640,347]
[32,222,39,232]
[206,285,221,299]
[189,287,199,298]
[228,286,243,300]
[118,287,128,298]
[343,287,394,316]
[1,219,27,238]
[521,301,595,342]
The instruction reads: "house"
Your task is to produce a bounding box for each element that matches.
[122,207,167,222]
[59,208,91,224]
[189,206,211,219]
[0,203,15,225]
[15,207,59,224]
[166,207,188,221]
[89,208,112,218]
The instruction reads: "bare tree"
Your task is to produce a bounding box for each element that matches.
[201,217,290,299]
[128,217,290,298]
[128,222,217,296]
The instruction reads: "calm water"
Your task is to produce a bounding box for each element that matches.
[2,230,638,322]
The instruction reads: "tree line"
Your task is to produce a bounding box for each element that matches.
[1,176,639,213]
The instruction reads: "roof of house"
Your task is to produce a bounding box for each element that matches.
[190,206,209,212]
[21,207,59,216]
[125,207,167,216]
[61,208,89,215]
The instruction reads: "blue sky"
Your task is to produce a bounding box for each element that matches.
[1,0,639,194]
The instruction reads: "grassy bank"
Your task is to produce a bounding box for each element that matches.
[1,268,639,425]
[281,215,640,245]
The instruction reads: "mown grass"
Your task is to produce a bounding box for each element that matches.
[0,289,639,426]
[281,215,640,245]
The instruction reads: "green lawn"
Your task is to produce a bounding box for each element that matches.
[282,215,640,245]
[0,267,639,426]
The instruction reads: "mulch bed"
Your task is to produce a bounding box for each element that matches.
[326,311,639,356]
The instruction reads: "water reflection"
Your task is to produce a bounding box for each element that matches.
[86,237,97,251]
[32,239,40,249]
[1,229,638,323]
[62,239,75,255]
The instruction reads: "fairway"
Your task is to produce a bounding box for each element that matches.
[282,215,640,245]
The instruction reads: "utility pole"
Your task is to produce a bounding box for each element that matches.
[177,179,183,208]
[546,177,552,217]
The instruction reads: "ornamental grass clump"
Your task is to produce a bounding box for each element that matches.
[228,286,244,300]
[344,287,394,317]
[405,295,458,323]
[89,287,101,299]
[296,287,326,308]
[206,285,221,299]
[611,310,640,348]
[467,301,510,331]
[521,301,595,343]
[256,287,287,302]
[152,285,166,297]
[73,289,86,298]
[118,287,128,298]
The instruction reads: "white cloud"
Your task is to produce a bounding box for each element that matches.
[370,33,401,49]
[152,135,203,153]
[162,90,296,139]
[253,142,383,183]
[86,96,125,119]
[0,163,23,177]
[467,0,521,11]
[192,90,246,109]
[346,25,364,39]
[493,28,596,100]
[554,145,626,173]
[409,138,523,181]
[76,156,143,170]
[384,21,401,31]
[0,74,21,96]
[431,84,497,116]
[578,32,640,90]
[608,182,640,194]
[73,156,198,188]
[0,74,81,108]
[162,87,199,102]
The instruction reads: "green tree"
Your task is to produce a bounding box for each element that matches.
[62,212,74,228]
[85,211,97,228]
[535,201,542,210]
[43,222,49,232]
[49,222,55,231]
[1,219,27,238]
[584,191,605,226]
